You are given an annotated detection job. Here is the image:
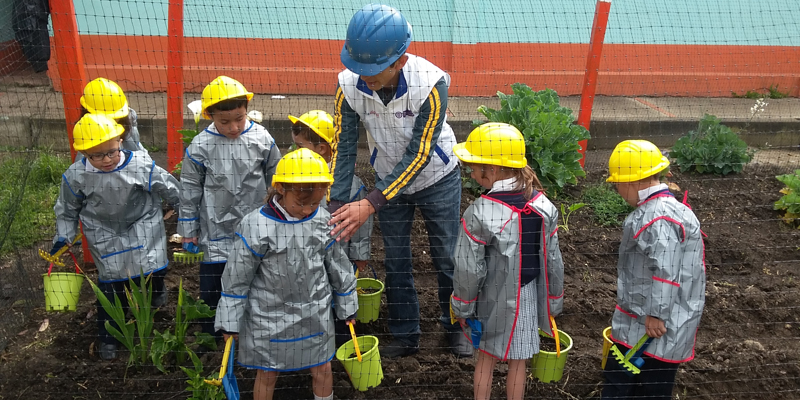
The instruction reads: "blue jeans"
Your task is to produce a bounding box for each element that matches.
[378,168,461,346]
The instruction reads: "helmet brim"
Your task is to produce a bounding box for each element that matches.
[340,45,400,77]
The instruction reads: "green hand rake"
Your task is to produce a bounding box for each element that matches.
[610,334,654,376]
[173,251,204,264]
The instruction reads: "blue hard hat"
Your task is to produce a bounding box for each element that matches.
[341,4,412,76]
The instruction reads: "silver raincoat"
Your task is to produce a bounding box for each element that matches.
[323,175,372,262]
[611,192,706,363]
[121,108,146,153]
[177,121,281,262]
[53,150,180,282]
[215,205,359,371]
[451,192,564,359]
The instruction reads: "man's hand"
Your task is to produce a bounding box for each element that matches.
[645,316,667,338]
[329,199,375,242]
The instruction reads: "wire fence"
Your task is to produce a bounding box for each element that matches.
[0,1,798,399]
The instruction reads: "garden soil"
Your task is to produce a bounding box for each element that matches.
[0,165,798,399]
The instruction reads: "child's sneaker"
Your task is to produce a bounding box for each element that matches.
[152,291,168,308]
[99,342,117,360]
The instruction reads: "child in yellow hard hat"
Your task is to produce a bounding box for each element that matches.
[80,77,146,152]
[177,76,282,344]
[450,123,565,400]
[289,110,373,346]
[52,113,180,360]
[215,148,358,400]
[602,139,706,400]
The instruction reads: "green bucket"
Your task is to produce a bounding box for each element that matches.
[42,272,84,312]
[530,328,573,383]
[335,335,383,391]
[356,278,384,323]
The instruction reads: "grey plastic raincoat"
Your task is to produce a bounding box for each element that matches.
[451,192,564,360]
[53,150,181,282]
[215,204,359,371]
[610,191,705,363]
[122,108,146,152]
[177,121,281,263]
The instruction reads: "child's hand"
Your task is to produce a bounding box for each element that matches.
[182,237,199,254]
[50,240,68,256]
[457,318,466,327]
[223,332,239,342]
[346,319,356,327]
[645,316,667,338]
[354,260,368,273]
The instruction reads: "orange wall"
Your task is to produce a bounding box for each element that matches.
[47,36,800,97]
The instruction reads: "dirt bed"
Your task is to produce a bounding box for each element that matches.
[1,166,798,399]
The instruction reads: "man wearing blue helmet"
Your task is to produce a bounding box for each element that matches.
[329,4,470,358]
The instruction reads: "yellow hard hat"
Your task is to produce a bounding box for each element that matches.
[272,148,333,187]
[201,76,254,119]
[80,78,129,119]
[72,114,125,151]
[288,110,335,144]
[606,140,670,183]
[453,122,528,168]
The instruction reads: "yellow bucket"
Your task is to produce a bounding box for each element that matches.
[356,278,384,323]
[602,326,613,370]
[335,335,383,391]
[42,272,84,312]
[530,328,573,383]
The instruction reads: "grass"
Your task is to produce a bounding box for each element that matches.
[0,151,72,255]
[580,183,634,227]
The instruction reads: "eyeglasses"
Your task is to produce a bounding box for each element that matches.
[86,149,121,162]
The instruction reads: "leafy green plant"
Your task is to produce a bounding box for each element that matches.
[558,203,586,233]
[151,279,217,373]
[732,85,789,99]
[670,114,754,175]
[86,278,136,364]
[181,351,226,400]
[775,170,800,227]
[581,183,634,227]
[460,165,484,197]
[475,84,590,194]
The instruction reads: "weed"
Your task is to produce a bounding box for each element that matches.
[151,279,216,373]
[775,169,800,227]
[558,202,586,233]
[181,351,226,400]
[732,85,789,99]
[581,183,634,227]
[0,151,71,254]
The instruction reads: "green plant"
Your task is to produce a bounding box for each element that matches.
[558,202,586,233]
[581,183,634,227]
[0,151,71,254]
[181,351,226,400]
[475,84,590,194]
[732,85,789,99]
[87,271,156,367]
[86,278,136,364]
[670,114,754,175]
[460,166,484,197]
[151,279,217,373]
[775,170,800,227]
[172,160,183,175]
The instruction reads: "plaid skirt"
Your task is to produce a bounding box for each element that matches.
[507,281,540,360]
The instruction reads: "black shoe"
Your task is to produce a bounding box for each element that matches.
[448,331,474,358]
[99,342,118,360]
[152,291,168,308]
[381,341,419,358]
